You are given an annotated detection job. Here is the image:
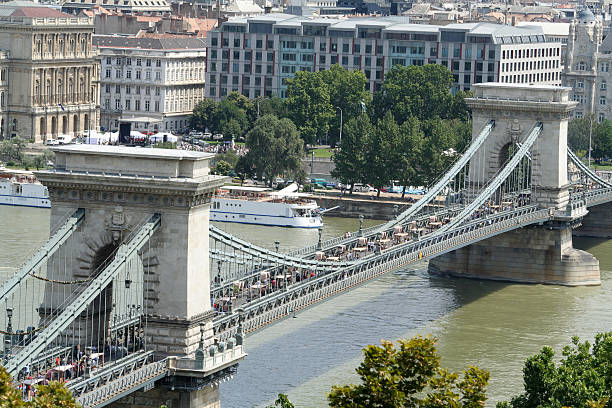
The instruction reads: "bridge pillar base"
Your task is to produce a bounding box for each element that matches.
[109,384,220,408]
[429,226,600,286]
[574,201,612,238]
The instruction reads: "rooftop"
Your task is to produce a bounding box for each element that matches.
[0,1,72,18]
[93,35,206,50]
[51,144,212,160]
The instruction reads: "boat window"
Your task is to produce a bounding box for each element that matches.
[16,185,22,194]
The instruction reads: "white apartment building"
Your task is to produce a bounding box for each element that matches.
[204,15,562,100]
[94,36,206,133]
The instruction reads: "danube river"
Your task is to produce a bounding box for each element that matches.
[0,206,610,408]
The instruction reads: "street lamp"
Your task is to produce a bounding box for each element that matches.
[6,308,12,334]
[5,308,13,358]
[217,260,222,285]
[589,114,593,169]
[274,240,280,253]
[336,106,343,146]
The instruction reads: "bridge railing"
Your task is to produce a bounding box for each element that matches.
[214,205,551,339]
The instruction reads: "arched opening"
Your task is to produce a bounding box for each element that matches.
[62,115,67,135]
[40,117,46,140]
[51,116,57,136]
[73,114,79,138]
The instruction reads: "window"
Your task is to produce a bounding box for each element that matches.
[464,75,471,83]
[105,84,111,93]
[342,44,349,53]
[430,47,437,57]
[115,99,121,110]
[125,100,131,110]
[602,81,607,90]
[126,86,131,94]
[146,71,151,80]
[601,63,609,72]
[320,43,326,52]
[488,49,495,59]
[452,61,460,71]
[267,52,274,61]
[126,70,132,79]
[126,58,132,65]
[155,101,160,112]
[136,71,141,80]
[600,96,606,105]
[476,62,483,72]
[342,56,348,65]
[116,57,122,65]
[599,112,605,122]
[104,98,110,109]
[135,100,140,110]
[267,40,274,48]
[136,86,141,95]
[155,87,160,96]
[256,39,262,48]
[105,69,111,78]
[320,55,326,64]
[146,59,151,67]
[579,61,586,71]
[106,57,111,65]
[136,58,142,66]
[115,70,121,79]
[115,85,121,93]
[145,87,151,95]
[155,72,161,80]
[578,81,584,88]
[145,100,150,111]
[464,61,471,70]
[234,38,241,47]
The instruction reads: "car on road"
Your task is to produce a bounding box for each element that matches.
[213,133,223,140]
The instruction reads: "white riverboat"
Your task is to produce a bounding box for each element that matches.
[211,184,323,228]
[0,169,51,209]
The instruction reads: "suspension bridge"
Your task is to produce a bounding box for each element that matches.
[0,83,609,408]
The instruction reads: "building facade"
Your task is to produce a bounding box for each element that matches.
[204,15,562,100]
[562,8,612,122]
[0,4,99,143]
[94,36,206,133]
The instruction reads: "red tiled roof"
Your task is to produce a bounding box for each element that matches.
[10,6,72,18]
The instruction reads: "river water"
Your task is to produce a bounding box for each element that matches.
[0,206,610,408]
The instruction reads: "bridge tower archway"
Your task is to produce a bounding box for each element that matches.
[430,83,600,286]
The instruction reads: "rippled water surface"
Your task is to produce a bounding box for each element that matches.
[0,207,609,408]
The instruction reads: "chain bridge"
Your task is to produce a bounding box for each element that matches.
[1,83,610,408]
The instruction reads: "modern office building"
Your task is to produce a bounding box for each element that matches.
[562,8,612,121]
[94,35,206,133]
[204,14,562,100]
[0,3,99,143]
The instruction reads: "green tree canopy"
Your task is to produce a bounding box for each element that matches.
[592,119,612,160]
[364,111,399,197]
[331,114,372,191]
[0,365,79,408]
[320,65,371,146]
[285,71,335,145]
[189,98,217,132]
[0,137,26,164]
[328,335,489,408]
[244,115,304,186]
[212,98,249,139]
[396,117,425,198]
[498,332,611,408]
[372,64,467,125]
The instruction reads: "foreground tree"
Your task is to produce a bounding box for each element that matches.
[0,365,79,408]
[497,332,611,408]
[0,137,26,164]
[244,115,304,186]
[328,335,489,408]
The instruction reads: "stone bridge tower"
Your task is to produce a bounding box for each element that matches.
[429,83,600,286]
[36,145,241,407]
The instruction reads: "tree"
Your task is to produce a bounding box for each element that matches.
[235,155,254,185]
[592,119,612,160]
[0,137,26,164]
[328,335,489,408]
[497,332,611,408]
[396,117,425,198]
[255,97,288,121]
[567,115,595,154]
[372,64,460,125]
[421,118,457,185]
[0,365,79,408]
[244,115,304,186]
[267,394,294,408]
[365,111,399,198]
[320,65,371,146]
[213,150,239,169]
[212,98,249,139]
[285,71,335,145]
[222,119,243,142]
[332,114,372,193]
[189,99,217,132]
[211,160,233,176]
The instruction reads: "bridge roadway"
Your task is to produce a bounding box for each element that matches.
[212,197,598,340]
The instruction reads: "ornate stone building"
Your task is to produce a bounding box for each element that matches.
[563,8,611,121]
[0,3,100,143]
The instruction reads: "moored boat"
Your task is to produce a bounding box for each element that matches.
[0,169,50,209]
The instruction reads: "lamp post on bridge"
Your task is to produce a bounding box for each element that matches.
[274,240,280,253]
[217,260,222,286]
[4,308,13,358]
[359,215,364,237]
[336,106,343,146]
[317,227,323,250]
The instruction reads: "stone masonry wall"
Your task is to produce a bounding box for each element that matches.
[429,226,600,286]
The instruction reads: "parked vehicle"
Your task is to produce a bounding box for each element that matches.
[203,132,213,140]
[311,178,327,187]
[213,133,223,140]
